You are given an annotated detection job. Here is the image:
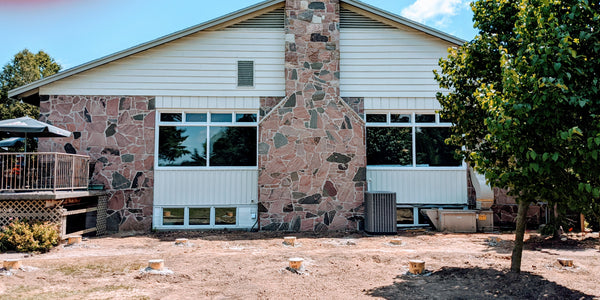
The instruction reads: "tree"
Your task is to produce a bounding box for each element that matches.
[0,49,62,120]
[435,0,600,273]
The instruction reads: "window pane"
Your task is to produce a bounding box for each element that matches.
[215,207,236,225]
[236,113,257,122]
[416,127,462,166]
[366,114,387,123]
[366,127,412,166]
[397,208,414,225]
[186,113,207,122]
[163,208,184,225]
[211,113,232,123]
[415,114,435,123]
[158,126,207,166]
[189,208,210,225]
[391,114,411,123]
[209,126,257,166]
[160,113,182,122]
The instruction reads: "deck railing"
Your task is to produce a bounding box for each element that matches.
[0,152,90,192]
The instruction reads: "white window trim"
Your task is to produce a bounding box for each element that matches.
[365,111,466,170]
[159,206,239,228]
[155,110,259,170]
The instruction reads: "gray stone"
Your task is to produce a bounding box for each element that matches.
[133,114,144,121]
[73,132,81,139]
[98,157,108,164]
[314,222,328,233]
[312,91,325,101]
[324,210,336,225]
[292,191,306,199]
[353,167,367,182]
[105,124,117,137]
[326,42,336,50]
[311,62,323,69]
[316,107,325,113]
[112,172,131,189]
[298,10,314,22]
[284,94,296,107]
[310,33,329,42]
[121,154,134,163]
[283,203,294,212]
[258,203,268,213]
[290,216,301,232]
[106,211,122,233]
[262,222,281,231]
[290,172,299,181]
[320,70,330,76]
[279,222,290,231]
[306,212,317,218]
[298,193,322,204]
[64,143,76,154]
[83,107,92,123]
[102,148,120,156]
[304,62,310,68]
[308,2,325,9]
[148,98,155,110]
[131,172,143,189]
[273,133,288,149]
[291,69,298,80]
[334,71,340,79]
[119,97,127,110]
[258,142,270,155]
[326,130,336,142]
[309,110,319,129]
[326,152,351,164]
[344,116,353,129]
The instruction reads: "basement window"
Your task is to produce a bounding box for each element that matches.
[237,61,254,87]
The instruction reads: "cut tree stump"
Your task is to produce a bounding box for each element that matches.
[283,236,296,246]
[3,259,22,270]
[558,258,573,267]
[175,238,188,245]
[67,235,82,245]
[148,259,164,271]
[289,257,303,270]
[409,260,425,275]
[390,238,402,245]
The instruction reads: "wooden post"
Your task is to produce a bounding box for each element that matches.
[175,238,188,245]
[580,214,585,233]
[409,260,425,275]
[390,238,402,245]
[148,259,164,271]
[289,258,303,270]
[67,235,82,245]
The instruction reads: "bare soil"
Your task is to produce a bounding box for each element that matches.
[1,230,599,299]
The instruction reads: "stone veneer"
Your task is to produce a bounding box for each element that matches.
[257,0,366,232]
[39,95,155,233]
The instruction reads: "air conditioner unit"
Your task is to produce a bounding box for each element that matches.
[364,191,396,234]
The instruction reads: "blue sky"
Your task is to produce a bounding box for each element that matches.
[0,0,477,70]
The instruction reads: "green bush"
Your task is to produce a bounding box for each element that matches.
[0,220,60,253]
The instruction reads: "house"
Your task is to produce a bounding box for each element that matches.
[9,0,469,233]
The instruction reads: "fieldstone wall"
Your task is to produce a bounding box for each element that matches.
[39,95,155,233]
[258,0,366,232]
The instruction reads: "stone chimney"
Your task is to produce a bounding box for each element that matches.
[258,0,366,232]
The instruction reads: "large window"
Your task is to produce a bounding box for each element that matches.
[366,112,462,167]
[157,111,258,167]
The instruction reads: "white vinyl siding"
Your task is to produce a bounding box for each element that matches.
[156,96,259,110]
[154,169,258,206]
[40,29,285,97]
[364,97,441,110]
[367,168,467,205]
[340,29,453,98]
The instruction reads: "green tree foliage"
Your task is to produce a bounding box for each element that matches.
[435,0,600,272]
[0,49,61,120]
[158,126,191,163]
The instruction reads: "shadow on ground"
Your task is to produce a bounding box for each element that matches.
[366,267,595,300]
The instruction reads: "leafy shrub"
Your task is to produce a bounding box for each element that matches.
[0,220,60,253]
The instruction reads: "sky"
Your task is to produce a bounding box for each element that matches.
[0,0,478,70]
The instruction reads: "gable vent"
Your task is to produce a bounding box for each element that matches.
[238,61,254,87]
[340,8,396,29]
[228,8,284,29]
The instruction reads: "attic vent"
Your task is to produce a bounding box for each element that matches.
[228,8,284,29]
[340,8,396,29]
[238,61,254,87]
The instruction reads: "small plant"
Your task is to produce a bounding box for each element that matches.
[0,219,60,253]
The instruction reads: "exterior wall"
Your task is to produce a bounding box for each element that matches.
[39,95,155,233]
[364,97,441,110]
[340,29,453,98]
[258,0,366,232]
[40,30,285,98]
[367,168,467,205]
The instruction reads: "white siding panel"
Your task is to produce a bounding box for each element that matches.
[154,169,258,206]
[340,29,452,98]
[364,97,441,110]
[40,29,285,97]
[367,168,467,205]
[156,96,259,109]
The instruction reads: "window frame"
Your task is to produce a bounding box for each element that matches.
[155,110,259,170]
[160,206,239,228]
[365,110,465,170]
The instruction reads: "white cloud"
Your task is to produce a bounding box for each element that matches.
[401,0,466,26]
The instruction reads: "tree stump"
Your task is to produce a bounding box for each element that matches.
[558,258,573,267]
[175,238,188,245]
[3,259,22,270]
[148,259,164,271]
[283,236,296,246]
[288,257,303,270]
[67,235,82,245]
[390,238,402,245]
[409,260,425,275]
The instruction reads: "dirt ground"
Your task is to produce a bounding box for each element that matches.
[1,230,599,300]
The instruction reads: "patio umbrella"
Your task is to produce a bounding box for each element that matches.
[0,116,71,152]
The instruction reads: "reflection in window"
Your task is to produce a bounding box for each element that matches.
[366,114,387,123]
[416,114,435,123]
[210,127,257,166]
[366,127,412,166]
[186,113,207,122]
[189,208,210,225]
[158,126,207,166]
[236,113,257,122]
[163,208,184,225]
[160,113,182,122]
[416,127,461,166]
[215,207,236,225]
[211,113,232,123]
[391,114,410,123]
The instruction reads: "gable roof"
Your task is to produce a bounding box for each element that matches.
[9,0,466,99]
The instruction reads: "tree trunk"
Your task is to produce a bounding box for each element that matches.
[511,200,530,273]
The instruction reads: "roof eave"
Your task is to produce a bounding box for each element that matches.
[8,0,285,99]
[343,0,467,46]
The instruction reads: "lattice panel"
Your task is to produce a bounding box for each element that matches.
[96,195,108,236]
[0,199,63,227]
